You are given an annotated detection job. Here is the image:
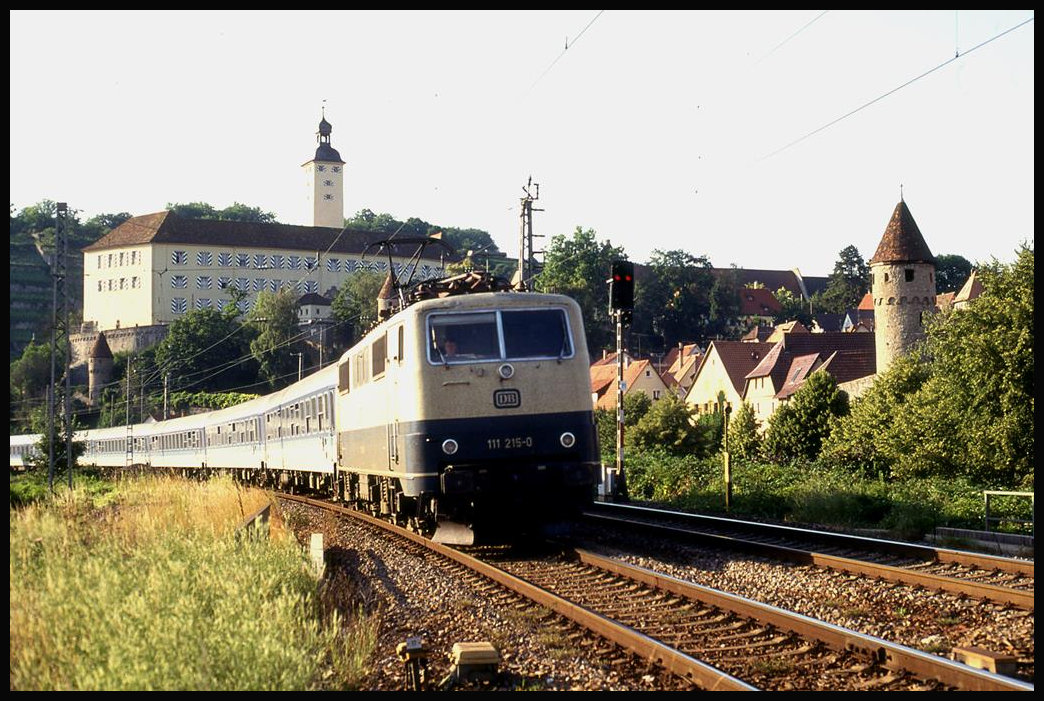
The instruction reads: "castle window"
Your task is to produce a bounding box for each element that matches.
[327,258,341,272]
[172,250,188,266]
[236,253,250,268]
[884,272,890,282]
[253,254,267,269]
[171,297,188,314]
[171,275,188,289]
[288,255,302,270]
[197,276,212,289]
[323,194,334,201]
[323,179,334,187]
[98,280,103,291]
[195,298,212,310]
[132,277,140,289]
[197,251,213,266]
[905,269,915,282]
[254,278,266,292]
[218,252,232,267]
[97,255,102,269]
[269,255,284,269]
[218,276,232,290]
[119,252,125,266]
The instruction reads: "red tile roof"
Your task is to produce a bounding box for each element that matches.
[869,200,935,265]
[695,341,775,395]
[738,287,782,316]
[82,210,444,260]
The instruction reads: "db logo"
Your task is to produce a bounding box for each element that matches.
[493,389,521,409]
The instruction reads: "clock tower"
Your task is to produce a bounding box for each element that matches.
[303,108,346,228]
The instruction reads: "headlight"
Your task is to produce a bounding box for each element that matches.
[498,363,515,379]
[560,432,576,448]
[442,439,459,455]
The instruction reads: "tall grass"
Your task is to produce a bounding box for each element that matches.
[10,475,377,690]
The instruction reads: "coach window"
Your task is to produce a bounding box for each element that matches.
[338,361,350,394]
[372,334,387,379]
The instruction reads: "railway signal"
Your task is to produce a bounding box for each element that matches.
[608,260,634,313]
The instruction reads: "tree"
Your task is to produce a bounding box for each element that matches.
[154,303,255,393]
[727,401,762,462]
[773,286,812,327]
[630,395,702,456]
[934,253,973,294]
[813,245,869,314]
[819,350,931,480]
[248,288,301,388]
[536,227,626,354]
[823,244,1033,488]
[166,201,278,223]
[331,270,386,346]
[9,339,54,432]
[707,267,742,339]
[910,245,1033,487]
[762,370,849,464]
[636,249,715,350]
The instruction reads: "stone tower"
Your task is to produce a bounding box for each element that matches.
[87,331,114,407]
[302,108,346,228]
[869,199,936,374]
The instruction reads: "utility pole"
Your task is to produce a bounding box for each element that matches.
[163,373,169,420]
[126,356,134,467]
[607,261,634,501]
[516,178,543,289]
[292,352,303,382]
[48,202,71,491]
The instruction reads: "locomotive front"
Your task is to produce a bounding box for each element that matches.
[406,293,600,542]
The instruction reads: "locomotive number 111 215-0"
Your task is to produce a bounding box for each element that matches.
[487,436,534,450]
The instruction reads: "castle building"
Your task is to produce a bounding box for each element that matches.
[73,112,444,364]
[868,199,936,374]
[87,330,114,406]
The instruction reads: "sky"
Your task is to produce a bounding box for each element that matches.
[10,10,1034,278]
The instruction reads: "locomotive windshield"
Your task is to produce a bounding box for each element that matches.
[428,308,573,364]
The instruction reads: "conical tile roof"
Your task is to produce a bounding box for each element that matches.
[870,200,934,265]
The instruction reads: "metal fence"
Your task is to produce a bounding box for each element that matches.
[983,491,1034,537]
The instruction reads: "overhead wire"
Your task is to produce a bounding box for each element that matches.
[527,10,605,94]
[757,14,1034,162]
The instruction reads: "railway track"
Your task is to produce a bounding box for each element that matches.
[583,501,1034,610]
[276,493,1032,691]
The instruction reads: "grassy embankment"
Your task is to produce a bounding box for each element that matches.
[10,471,377,690]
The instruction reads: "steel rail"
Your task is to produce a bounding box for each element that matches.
[276,494,757,690]
[578,548,1033,692]
[589,501,1034,576]
[584,511,1034,610]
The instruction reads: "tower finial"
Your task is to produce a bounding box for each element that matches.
[900,183,904,202]
[322,98,326,120]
